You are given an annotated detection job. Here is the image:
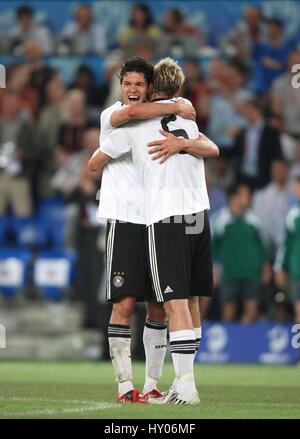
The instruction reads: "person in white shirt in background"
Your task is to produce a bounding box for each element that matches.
[60,4,106,55]
[253,159,291,256]
[8,5,53,55]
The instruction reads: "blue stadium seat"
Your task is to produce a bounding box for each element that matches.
[38,196,65,220]
[37,197,67,249]
[0,248,31,297]
[0,216,10,247]
[11,216,51,250]
[33,249,77,300]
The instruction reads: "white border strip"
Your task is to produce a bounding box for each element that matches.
[106,220,116,300]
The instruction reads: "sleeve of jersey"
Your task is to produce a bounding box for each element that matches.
[100,129,131,159]
[100,109,113,143]
[177,97,193,107]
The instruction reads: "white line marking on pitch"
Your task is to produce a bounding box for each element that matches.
[0,397,119,417]
[0,396,115,405]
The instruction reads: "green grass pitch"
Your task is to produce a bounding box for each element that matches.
[0,361,299,419]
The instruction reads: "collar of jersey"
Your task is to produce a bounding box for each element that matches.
[150,98,177,103]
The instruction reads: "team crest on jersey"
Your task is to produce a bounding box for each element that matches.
[113,275,124,288]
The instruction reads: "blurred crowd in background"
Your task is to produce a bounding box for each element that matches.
[1,1,300,329]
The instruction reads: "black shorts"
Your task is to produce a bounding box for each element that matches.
[147,210,213,303]
[105,220,152,302]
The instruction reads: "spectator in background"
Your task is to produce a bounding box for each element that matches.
[207,152,236,192]
[289,139,300,179]
[23,40,56,113]
[0,91,36,216]
[52,126,100,255]
[220,5,263,65]
[60,4,106,54]
[101,52,124,108]
[252,18,293,94]
[4,42,57,119]
[253,160,291,255]
[233,98,282,189]
[207,62,252,152]
[275,174,300,323]
[69,65,106,110]
[118,3,160,58]
[5,63,39,119]
[206,58,231,94]
[205,168,227,216]
[270,49,300,138]
[212,184,271,323]
[181,58,209,130]
[7,5,53,55]
[66,130,104,329]
[56,89,95,161]
[52,127,99,198]
[36,75,66,198]
[160,7,204,57]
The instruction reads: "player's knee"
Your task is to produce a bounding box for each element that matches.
[163,299,189,320]
[146,302,166,322]
[113,297,136,320]
[188,296,199,312]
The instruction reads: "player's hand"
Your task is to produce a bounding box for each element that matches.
[176,100,196,121]
[261,56,280,69]
[275,271,287,290]
[147,130,185,164]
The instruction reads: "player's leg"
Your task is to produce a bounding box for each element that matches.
[199,296,212,320]
[163,298,198,403]
[221,282,238,321]
[106,220,147,403]
[147,219,198,404]
[291,281,300,323]
[188,296,202,358]
[0,173,8,216]
[9,175,32,217]
[108,296,136,398]
[222,300,237,321]
[295,301,300,323]
[241,298,259,323]
[189,210,214,356]
[143,301,167,397]
[241,281,260,323]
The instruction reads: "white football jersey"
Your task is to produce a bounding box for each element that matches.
[101,98,210,226]
[98,101,146,224]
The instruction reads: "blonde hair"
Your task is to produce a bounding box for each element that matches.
[153,58,185,98]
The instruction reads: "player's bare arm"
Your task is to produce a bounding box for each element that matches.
[110,100,196,128]
[147,129,219,164]
[88,147,110,172]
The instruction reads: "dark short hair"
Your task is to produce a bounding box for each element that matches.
[265,17,284,28]
[130,3,154,29]
[244,97,264,113]
[168,8,184,25]
[228,59,249,79]
[227,184,239,199]
[228,183,252,199]
[119,57,154,85]
[16,5,33,18]
[76,64,94,78]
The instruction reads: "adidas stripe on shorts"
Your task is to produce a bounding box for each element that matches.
[147,210,213,303]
